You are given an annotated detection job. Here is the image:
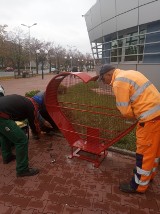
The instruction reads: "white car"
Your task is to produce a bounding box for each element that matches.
[51,67,59,74]
[51,67,56,72]
[0,85,5,96]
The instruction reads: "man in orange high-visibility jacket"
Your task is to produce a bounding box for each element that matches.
[99,64,160,193]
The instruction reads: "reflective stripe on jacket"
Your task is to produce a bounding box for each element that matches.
[110,69,160,122]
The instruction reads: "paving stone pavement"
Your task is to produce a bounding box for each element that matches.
[0,74,160,214]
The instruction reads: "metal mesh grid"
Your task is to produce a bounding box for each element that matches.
[56,74,136,147]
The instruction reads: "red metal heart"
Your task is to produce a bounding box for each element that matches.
[45,72,136,167]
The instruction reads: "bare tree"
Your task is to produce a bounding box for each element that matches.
[7,28,27,71]
[0,24,9,68]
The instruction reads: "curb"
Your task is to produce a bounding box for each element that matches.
[108,146,136,157]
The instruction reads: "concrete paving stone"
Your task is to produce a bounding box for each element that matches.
[102,192,121,204]
[150,211,160,214]
[27,198,47,212]
[26,189,45,199]
[11,178,27,187]
[82,207,102,214]
[93,199,111,212]
[13,207,35,214]
[139,198,159,211]
[63,205,82,214]
[37,174,53,183]
[86,189,103,202]
[38,182,57,193]
[0,203,16,214]
[22,179,40,189]
[43,201,64,213]
[58,194,76,207]
[10,186,29,196]
[121,194,139,209]
[52,176,67,185]
[0,184,14,194]
[102,211,110,214]
[109,201,130,214]
[54,184,70,195]
[130,207,150,214]
[80,182,97,191]
[2,194,31,208]
[155,200,160,212]
[65,179,81,188]
[70,188,87,198]
[74,197,93,209]
[62,205,83,214]
[95,183,112,193]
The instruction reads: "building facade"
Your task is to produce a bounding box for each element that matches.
[85,0,160,90]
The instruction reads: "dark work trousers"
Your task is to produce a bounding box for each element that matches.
[0,118,28,173]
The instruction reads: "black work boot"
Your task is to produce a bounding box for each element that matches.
[17,168,39,177]
[3,154,16,164]
[119,182,139,193]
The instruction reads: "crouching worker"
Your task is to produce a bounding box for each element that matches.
[0,94,41,177]
[32,91,59,134]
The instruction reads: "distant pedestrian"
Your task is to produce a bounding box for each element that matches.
[0,94,41,177]
[99,64,160,193]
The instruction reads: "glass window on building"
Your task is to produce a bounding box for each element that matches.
[111,36,123,62]
[124,29,146,62]
[138,29,146,61]
[111,40,117,62]
[124,32,138,61]
[110,29,146,63]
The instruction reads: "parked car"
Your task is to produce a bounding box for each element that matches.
[51,67,59,74]
[5,67,14,72]
[0,85,5,96]
[51,67,56,72]
[71,66,78,72]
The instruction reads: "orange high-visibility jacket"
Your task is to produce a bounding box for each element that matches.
[110,69,160,122]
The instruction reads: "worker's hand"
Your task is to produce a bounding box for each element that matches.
[43,121,52,129]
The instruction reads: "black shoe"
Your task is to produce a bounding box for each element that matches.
[3,154,16,164]
[119,182,138,193]
[17,168,39,177]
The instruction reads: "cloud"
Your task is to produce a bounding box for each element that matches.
[1,0,96,54]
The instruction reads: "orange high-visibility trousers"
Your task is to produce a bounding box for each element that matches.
[130,117,160,193]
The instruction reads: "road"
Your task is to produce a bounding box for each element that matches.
[0,71,97,96]
[0,69,50,77]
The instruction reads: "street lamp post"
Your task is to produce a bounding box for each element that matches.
[21,23,37,71]
[36,50,40,75]
[81,59,84,72]
[64,56,73,71]
[70,56,72,71]
[64,56,67,71]
[36,49,48,79]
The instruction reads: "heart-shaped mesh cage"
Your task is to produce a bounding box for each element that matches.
[46,72,136,155]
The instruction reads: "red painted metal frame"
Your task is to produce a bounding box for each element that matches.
[45,72,136,167]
